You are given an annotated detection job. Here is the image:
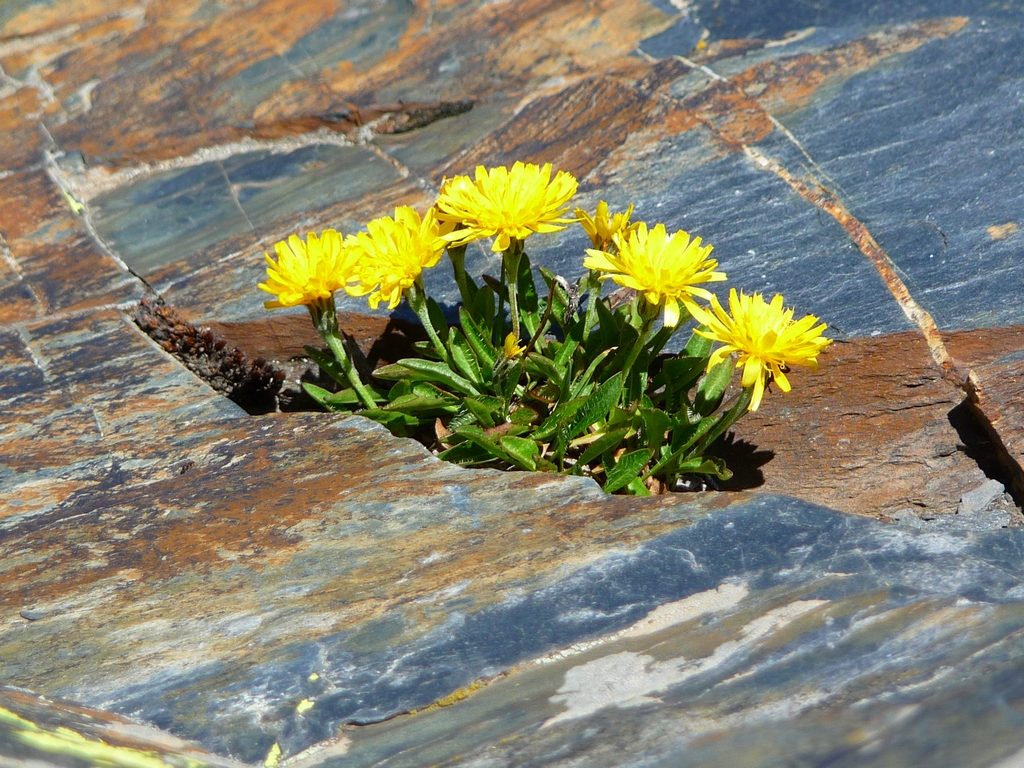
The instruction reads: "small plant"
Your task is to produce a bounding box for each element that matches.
[257,162,831,495]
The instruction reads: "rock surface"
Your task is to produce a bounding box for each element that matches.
[318,500,1024,768]
[1,0,1023,766]
[0,686,245,768]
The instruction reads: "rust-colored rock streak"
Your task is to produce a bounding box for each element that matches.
[652,19,977,393]
[741,144,977,395]
[11,0,673,167]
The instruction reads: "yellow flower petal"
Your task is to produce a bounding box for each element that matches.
[749,371,766,412]
[503,332,526,359]
[345,206,446,311]
[741,355,762,389]
[585,221,726,320]
[696,288,831,411]
[576,200,636,249]
[257,228,359,310]
[663,297,681,328]
[773,366,792,392]
[435,161,578,252]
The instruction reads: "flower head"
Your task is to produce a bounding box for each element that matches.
[258,229,358,310]
[690,289,832,411]
[583,222,726,327]
[575,201,637,249]
[435,162,578,253]
[502,332,526,359]
[347,206,446,310]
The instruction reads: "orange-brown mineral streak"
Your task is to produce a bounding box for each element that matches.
[741,146,977,396]
[669,17,975,395]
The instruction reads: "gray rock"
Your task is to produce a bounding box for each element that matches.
[959,478,1008,516]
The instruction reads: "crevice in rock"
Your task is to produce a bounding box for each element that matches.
[135,294,1023,518]
[131,296,284,414]
[948,400,1024,511]
[131,297,427,415]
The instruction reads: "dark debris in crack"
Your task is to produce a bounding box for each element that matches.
[133,296,284,414]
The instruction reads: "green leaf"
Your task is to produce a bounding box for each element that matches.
[639,408,672,455]
[304,345,348,387]
[574,427,630,468]
[694,359,733,416]
[446,406,479,433]
[590,297,620,355]
[625,477,651,496]
[458,307,497,369]
[494,359,524,401]
[524,351,563,384]
[539,266,573,322]
[667,416,710,452]
[646,415,717,480]
[579,273,602,336]
[384,393,459,415]
[516,258,541,337]
[509,405,540,426]
[448,329,483,384]
[673,455,733,481]
[302,382,356,411]
[437,440,493,465]
[480,273,506,300]
[374,359,480,396]
[552,335,580,371]
[388,379,414,398]
[426,297,450,344]
[453,425,521,469]
[498,435,539,471]
[472,284,497,337]
[534,395,587,442]
[645,324,676,359]
[683,329,713,358]
[568,348,613,399]
[410,381,448,399]
[606,405,636,429]
[560,371,624,445]
[657,356,708,400]
[606,322,640,375]
[604,448,653,493]
[463,395,501,427]
[359,408,423,434]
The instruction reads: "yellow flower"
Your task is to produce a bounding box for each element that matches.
[502,332,526,359]
[689,289,832,412]
[583,222,726,328]
[347,206,446,310]
[435,162,578,253]
[258,229,357,310]
[575,201,637,249]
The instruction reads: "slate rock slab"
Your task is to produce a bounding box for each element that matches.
[320,497,1024,768]
[0,686,246,767]
[2,0,1024,766]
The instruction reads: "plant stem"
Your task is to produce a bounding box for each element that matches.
[619,300,656,400]
[582,272,601,338]
[406,281,451,365]
[310,299,378,410]
[503,239,523,339]
[689,386,753,457]
[642,387,752,482]
[447,245,473,307]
